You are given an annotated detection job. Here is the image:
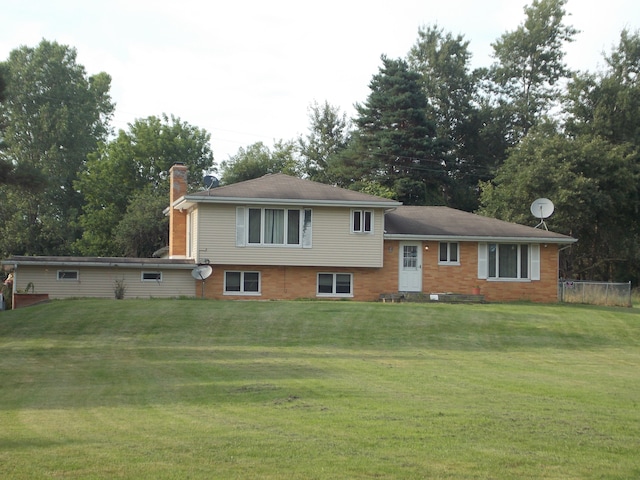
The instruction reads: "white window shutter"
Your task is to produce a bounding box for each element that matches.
[477,243,488,279]
[236,207,245,247]
[530,244,541,280]
[302,209,312,248]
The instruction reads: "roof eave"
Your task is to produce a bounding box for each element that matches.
[178,195,401,209]
[384,234,577,244]
[2,258,197,269]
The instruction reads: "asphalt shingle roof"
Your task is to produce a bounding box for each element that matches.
[182,174,575,242]
[385,206,575,242]
[188,173,401,205]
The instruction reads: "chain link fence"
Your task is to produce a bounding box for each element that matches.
[558,280,632,307]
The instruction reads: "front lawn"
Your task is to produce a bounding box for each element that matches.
[1,299,639,479]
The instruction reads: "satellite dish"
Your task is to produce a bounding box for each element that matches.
[530,198,554,230]
[530,198,554,219]
[192,264,213,299]
[191,265,213,281]
[203,175,219,190]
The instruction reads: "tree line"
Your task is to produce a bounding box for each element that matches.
[1,0,638,284]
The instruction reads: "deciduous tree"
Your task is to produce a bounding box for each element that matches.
[479,125,640,281]
[0,40,113,256]
[298,101,351,183]
[407,25,493,210]
[220,140,299,185]
[74,114,214,256]
[489,0,577,141]
[114,188,169,258]
[565,29,640,145]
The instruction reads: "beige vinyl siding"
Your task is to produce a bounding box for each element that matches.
[189,208,199,260]
[196,204,384,267]
[14,266,196,299]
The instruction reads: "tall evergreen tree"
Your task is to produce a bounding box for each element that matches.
[344,56,447,205]
[407,25,492,210]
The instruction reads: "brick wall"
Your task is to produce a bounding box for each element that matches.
[198,241,560,303]
[12,293,50,309]
[386,240,559,303]
[199,265,389,301]
[169,163,188,257]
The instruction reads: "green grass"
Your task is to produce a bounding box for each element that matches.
[1,299,639,479]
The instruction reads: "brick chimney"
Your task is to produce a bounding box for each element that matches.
[169,163,188,258]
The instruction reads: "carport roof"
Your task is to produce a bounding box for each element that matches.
[2,256,196,269]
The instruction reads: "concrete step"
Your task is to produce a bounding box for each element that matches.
[380,292,485,304]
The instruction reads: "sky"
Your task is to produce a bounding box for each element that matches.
[2,0,638,165]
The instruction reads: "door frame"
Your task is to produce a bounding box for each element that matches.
[398,241,423,292]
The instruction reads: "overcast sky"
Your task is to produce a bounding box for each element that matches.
[2,1,638,165]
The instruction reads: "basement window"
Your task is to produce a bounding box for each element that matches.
[57,270,79,281]
[224,271,261,295]
[317,273,353,297]
[141,272,162,282]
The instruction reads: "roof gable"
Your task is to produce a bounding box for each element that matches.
[385,206,575,243]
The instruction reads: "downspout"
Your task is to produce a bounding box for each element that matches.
[10,264,17,310]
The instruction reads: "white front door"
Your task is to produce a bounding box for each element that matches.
[399,242,422,292]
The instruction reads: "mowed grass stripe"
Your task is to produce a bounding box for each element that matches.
[1,299,639,479]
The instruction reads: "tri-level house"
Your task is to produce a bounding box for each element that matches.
[169,164,575,303]
[2,163,576,307]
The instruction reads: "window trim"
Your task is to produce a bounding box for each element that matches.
[478,243,539,281]
[141,272,163,282]
[351,209,373,234]
[438,242,460,265]
[224,270,261,296]
[237,207,312,248]
[57,270,79,281]
[316,272,354,298]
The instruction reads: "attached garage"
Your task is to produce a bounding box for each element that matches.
[2,256,197,307]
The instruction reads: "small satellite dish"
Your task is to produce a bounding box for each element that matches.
[192,264,213,299]
[203,175,219,190]
[191,264,213,281]
[530,198,554,219]
[530,198,554,230]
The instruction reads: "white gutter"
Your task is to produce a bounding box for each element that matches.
[2,260,196,269]
[383,234,578,244]
[173,196,401,210]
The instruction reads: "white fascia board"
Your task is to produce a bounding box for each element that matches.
[4,260,196,270]
[180,195,401,209]
[384,234,577,244]
[172,198,194,210]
